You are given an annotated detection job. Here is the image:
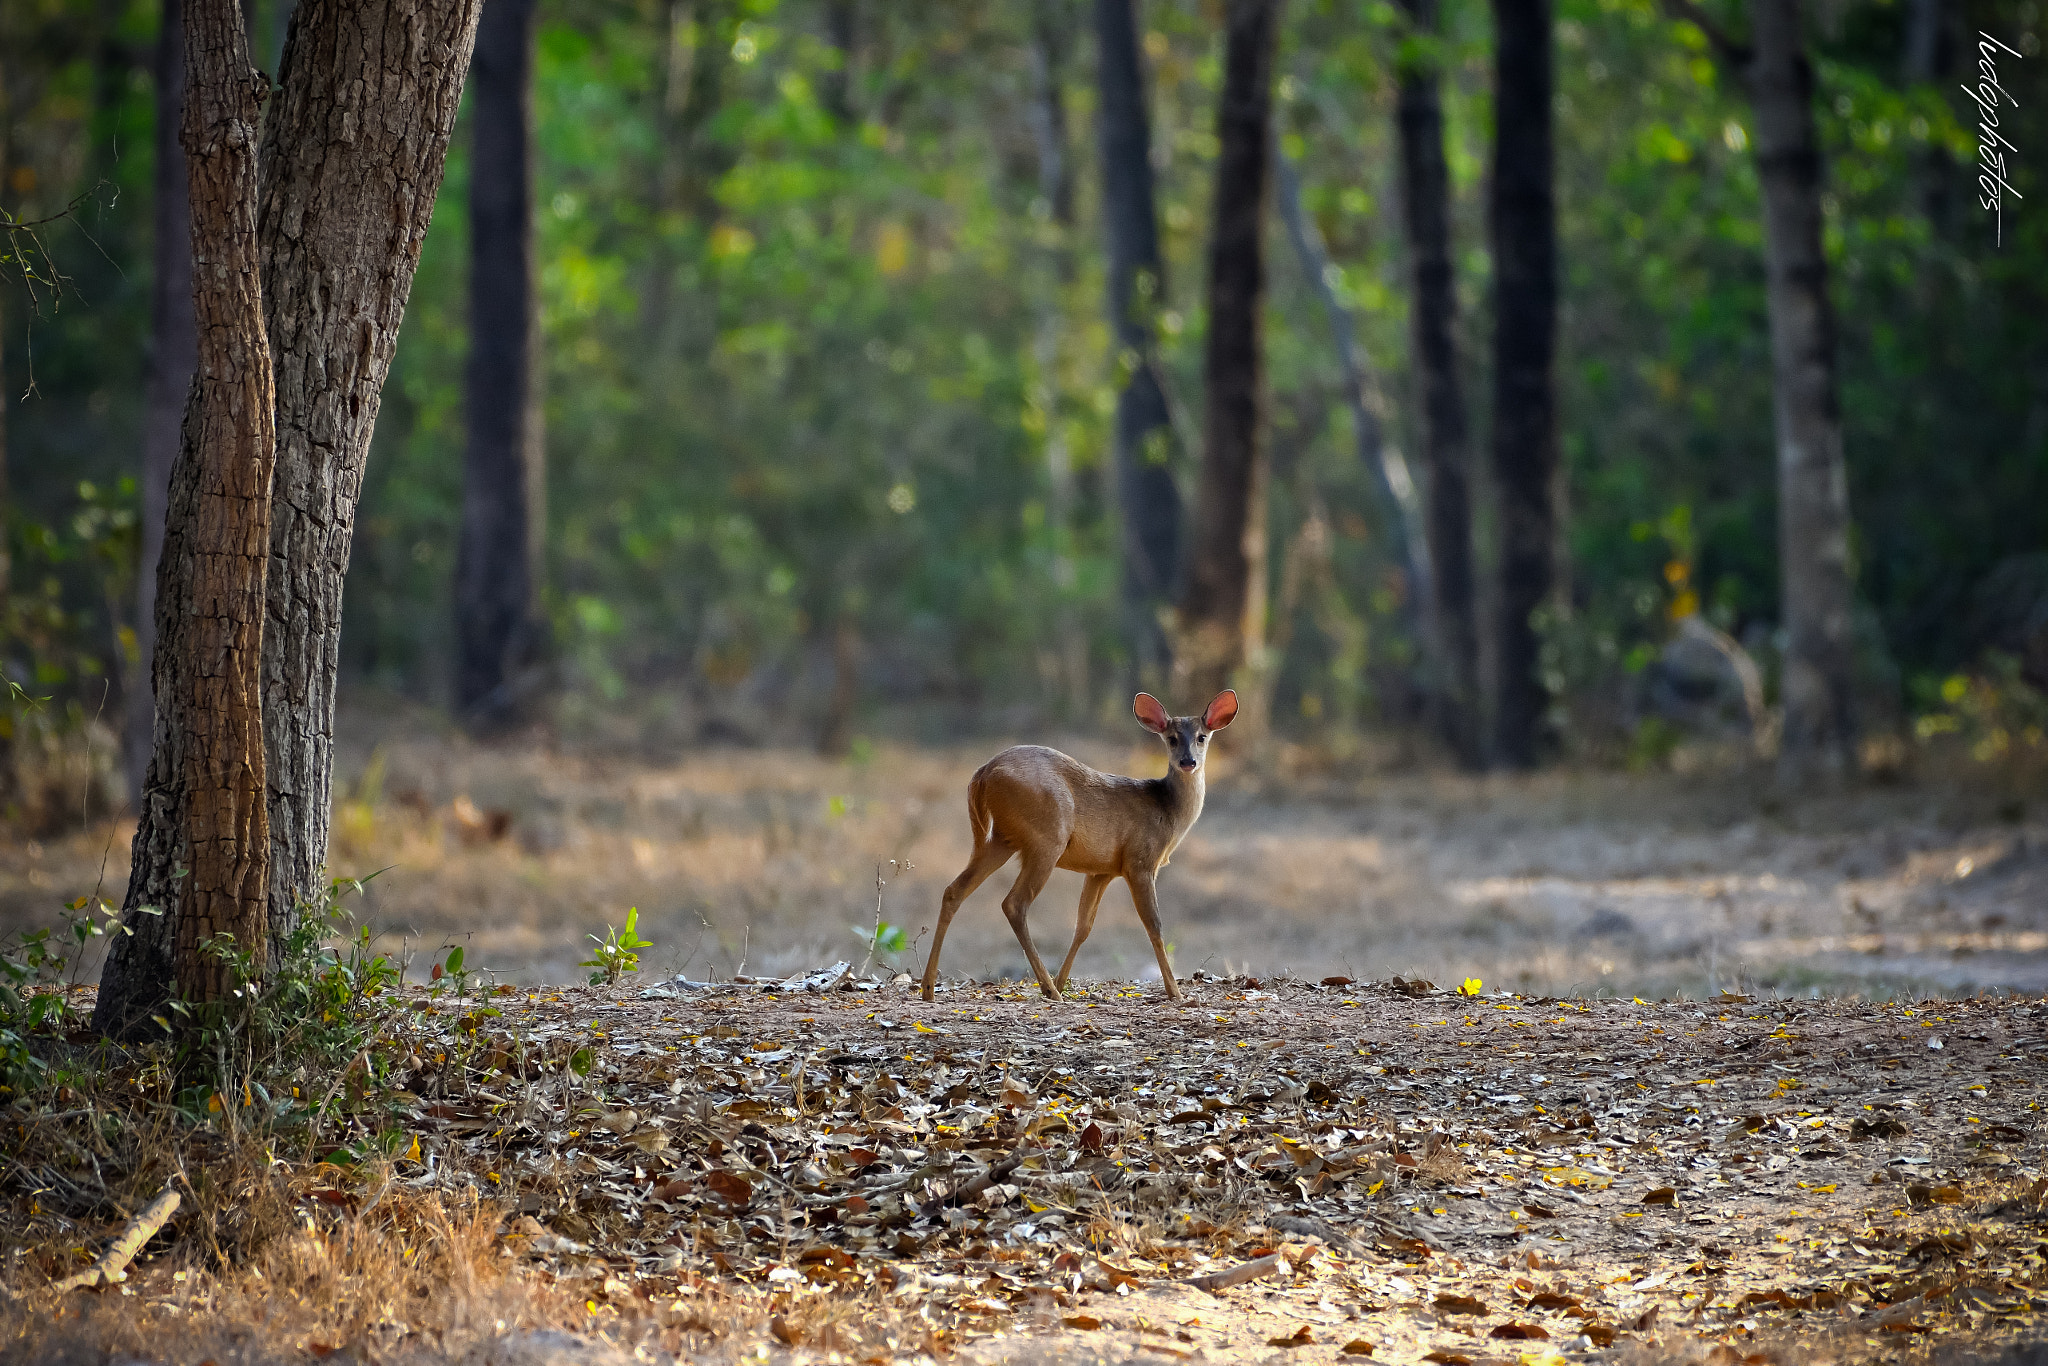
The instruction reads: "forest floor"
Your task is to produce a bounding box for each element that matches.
[5,975,2048,1365]
[5,703,2048,1363]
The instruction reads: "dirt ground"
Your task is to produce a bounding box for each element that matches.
[6,700,2048,1362]
[9,975,2048,1365]
[5,696,2044,1002]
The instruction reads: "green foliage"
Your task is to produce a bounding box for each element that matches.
[850,919,909,959]
[0,893,128,1092]
[1911,655,2048,765]
[4,0,2044,751]
[161,876,408,1126]
[582,906,653,986]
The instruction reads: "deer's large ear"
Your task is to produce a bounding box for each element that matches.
[1202,690,1239,730]
[1133,693,1172,733]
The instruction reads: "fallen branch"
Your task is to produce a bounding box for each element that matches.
[923,1152,1028,1212]
[49,1188,181,1292]
[1266,1212,1361,1252]
[1186,1252,1283,1292]
[1867,1294,1931,1326]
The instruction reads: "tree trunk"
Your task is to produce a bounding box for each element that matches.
[1094,0,1182,685]
[130,0,199,801]
[1029,0,1088,715]
[1179,0,1283,706]
[821,0,856,126]
[1900,0,1950,227]
[1274,150,1430,672]
[126,0,277,1011]
[1487,0,1559,769]
[818,618,859,756]
[1392,0,1479,767]
[455,0,545,730]
[98,0,485,1036]
[1750,0,1854,780]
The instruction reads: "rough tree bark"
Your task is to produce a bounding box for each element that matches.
[1488,0,1560,769]
[130,0,199,799]
[1750,0,1854,780]
[99,0,485,1036]
[146,0,276,1006]
[1179,0,1283,706]
[1392,0,1480,767]
[455,0,546,730]
[1094,0,1182,685]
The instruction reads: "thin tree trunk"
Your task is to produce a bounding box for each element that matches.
[1487,0,1559,769]
[456,0,545,730]
[1030,0,1087,714]
[1751,0,1854,780]
[821,0,856,126]
[99,0,484,1036]
[818,618,859,756]
[155,0,276,1005]
[1901,0,1949,225]
[0,136,8,611]
[1273,151,1431,665]
[130,0,199,801]
[1392,0,1479,766]
[1094,0,1182,685]
[1180,0,1283,706]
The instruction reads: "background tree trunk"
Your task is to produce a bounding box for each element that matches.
[1094,0,1182,687]
[1750,0,1855,781]
[1488,0,1560,769]
[1393,0,1479,767]
[129,0,199,802]
[1029,0,1088,715]
[1276,149,1432,705]
[98,0,484,1036]
[821,0,856,127]
[1179,0,1282,706]
[455,0,546,730]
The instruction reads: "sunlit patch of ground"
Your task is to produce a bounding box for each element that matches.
[2,694,2043,1002]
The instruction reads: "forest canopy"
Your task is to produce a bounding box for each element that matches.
[3,0,2043,765]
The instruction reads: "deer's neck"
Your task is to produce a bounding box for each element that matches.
[1161,766,1206,835]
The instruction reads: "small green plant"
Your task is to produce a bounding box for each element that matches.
[0,893,130,1091]
[164,873,406,1125]
[582,907,652,986]
[851,920,909,958]
[427,943,476,998]
[853,858,915,975]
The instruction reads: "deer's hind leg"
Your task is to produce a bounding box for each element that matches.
[1055,873,1114,992]
[921,840,1015,1002]
[999,844,1063,999]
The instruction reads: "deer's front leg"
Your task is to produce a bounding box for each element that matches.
[1125,870,1182,1002]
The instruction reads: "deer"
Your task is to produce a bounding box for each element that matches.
[919,690,1238,1003]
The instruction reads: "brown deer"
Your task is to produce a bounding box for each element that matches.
[919,690,1238,1002]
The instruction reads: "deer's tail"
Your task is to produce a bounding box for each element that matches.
[964,766,996,848]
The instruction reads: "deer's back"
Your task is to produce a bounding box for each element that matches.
[971,745,1176,873]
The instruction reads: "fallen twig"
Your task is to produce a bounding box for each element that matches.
[49,1188,181,1292]
[1267,1212,1361,1251]
[1186,1252,1283,1292]
[922,1152,1028,1212]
